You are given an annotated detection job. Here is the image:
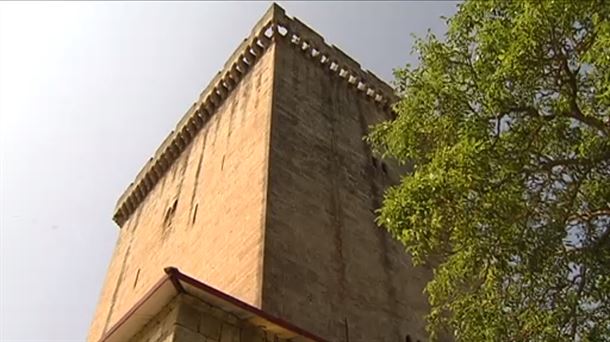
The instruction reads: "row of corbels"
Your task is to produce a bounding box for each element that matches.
[272,17,397,112]
[114,14,398,226]
[113,22,275,226]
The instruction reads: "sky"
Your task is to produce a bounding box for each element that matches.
[0,2,458,340]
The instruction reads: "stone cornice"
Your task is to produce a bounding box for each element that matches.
[113,3,397,227]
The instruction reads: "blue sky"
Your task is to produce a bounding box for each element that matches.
[0,2,458,340]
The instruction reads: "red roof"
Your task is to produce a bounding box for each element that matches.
[99,267,327,342]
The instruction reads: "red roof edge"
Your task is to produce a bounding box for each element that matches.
[98,267,328,342]
[99,273,173,342]
[164,267,328,342]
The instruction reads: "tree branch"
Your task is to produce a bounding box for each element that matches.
[558,47,609,136]
[539,149,610,172]
[569,266,587,341]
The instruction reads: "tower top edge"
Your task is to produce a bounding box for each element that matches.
[112,3,397,227]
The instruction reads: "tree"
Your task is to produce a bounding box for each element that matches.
[368,1,610,341]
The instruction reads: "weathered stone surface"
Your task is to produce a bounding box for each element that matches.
[88,42,275,342]
[199,313,222,339]
[239,326,265,342]
[219,323,240,342]
[171,325,205,342]
[176,300,202,332]
[261,37,432,341]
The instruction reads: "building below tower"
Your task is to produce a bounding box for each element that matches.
[101,268,325,342]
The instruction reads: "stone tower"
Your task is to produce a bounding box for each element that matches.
[89,4,432,342]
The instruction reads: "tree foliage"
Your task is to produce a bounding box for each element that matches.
[368,1,610,340]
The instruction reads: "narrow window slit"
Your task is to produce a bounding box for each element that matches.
[133,269,140,288]
[192,204,199,224]
[164,199,178,228]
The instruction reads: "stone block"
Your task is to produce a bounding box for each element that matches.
[171,325,205,342]
[199,312,222,339]
[219,323,240,342]
[239,325,266,342]
[175,301,202,331]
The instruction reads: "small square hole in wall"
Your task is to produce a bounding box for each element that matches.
[265,26,274,38]
[277,25,288,36]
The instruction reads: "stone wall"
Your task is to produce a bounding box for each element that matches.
[87,42,276,342]
[130,294,287,342]
[262,37,432,342]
